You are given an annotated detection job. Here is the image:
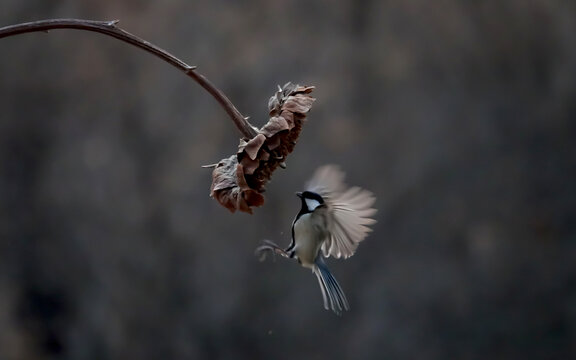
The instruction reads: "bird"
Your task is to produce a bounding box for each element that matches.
[255,165,377,314]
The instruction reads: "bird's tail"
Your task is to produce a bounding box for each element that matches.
[313,259,350,315]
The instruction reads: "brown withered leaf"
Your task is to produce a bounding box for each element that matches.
[211,155,238,192]
[281,111,295,129]
[259,116,290,137]
[208,82,315,213]
[282,95,315,114]
[209,156,265,214]
[240,156,259,175]
[266,135,281,150]
[240,133,266,160]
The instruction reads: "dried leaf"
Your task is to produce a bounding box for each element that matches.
[281,111,295,129]
[241,133,266,160]
[283,95,315,114]
[208,82,315,213]
[259,149,270,161]
[259,116,290,137]
[211,156,238,192]
[240,156,260,175]
[281,82,298,96]
[296,85,315,94]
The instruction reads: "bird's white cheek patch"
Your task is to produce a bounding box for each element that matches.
[305,198,322,211]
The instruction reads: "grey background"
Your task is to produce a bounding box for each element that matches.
[1,0,575,359]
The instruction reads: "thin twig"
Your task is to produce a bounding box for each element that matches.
[0,18,258,138]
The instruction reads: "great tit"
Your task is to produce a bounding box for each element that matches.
[256,165,377,314]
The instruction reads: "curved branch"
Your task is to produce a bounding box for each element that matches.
[0,18,258,138]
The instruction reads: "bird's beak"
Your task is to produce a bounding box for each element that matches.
[296,192,303,198]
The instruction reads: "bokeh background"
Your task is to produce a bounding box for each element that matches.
[1,0,575,359]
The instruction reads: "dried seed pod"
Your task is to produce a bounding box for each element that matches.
[209,82,315,213]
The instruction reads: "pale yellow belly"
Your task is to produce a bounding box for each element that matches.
[292,213,326,268]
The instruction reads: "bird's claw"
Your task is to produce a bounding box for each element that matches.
[255,240,289,261]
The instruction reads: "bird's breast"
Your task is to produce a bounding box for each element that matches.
[292,213,327,268]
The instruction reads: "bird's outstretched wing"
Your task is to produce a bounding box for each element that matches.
[305,165,377,259]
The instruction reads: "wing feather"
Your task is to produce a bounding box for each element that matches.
[305,165,377,259]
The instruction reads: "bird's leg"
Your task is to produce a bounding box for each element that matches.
[255,239,290,261]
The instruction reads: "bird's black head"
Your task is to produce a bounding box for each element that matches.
[296,191,325,213]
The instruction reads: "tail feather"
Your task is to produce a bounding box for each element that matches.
[313,260,350,315]
[314,267,332,310]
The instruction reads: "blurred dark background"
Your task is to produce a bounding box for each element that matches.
[1,0,575,359]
